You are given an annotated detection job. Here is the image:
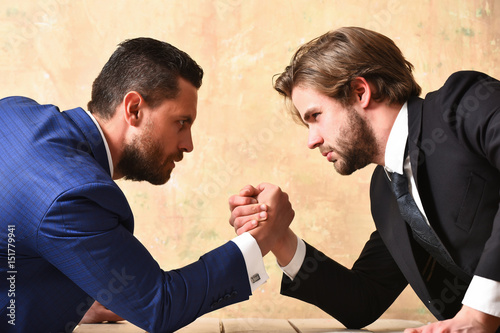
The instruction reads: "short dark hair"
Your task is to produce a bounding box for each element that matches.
[274,27,421,123]
[88,37,203,119]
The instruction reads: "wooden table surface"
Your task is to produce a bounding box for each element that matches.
[74,317,425,332]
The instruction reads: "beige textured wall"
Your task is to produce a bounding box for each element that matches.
[2,0,499,324]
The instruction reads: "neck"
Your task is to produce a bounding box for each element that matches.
[92,113,126,180]
[366,100,403,166]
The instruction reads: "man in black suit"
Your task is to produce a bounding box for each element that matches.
[229,27,500,333]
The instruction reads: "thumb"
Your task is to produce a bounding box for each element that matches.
[240,184,262,197]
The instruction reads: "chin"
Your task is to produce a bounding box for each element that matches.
[335,168,356,176]
[333,161,347,175]
[334,163,357,176]
[149,170,173,186]
[148,176,170,186]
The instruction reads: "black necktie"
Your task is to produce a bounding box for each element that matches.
[390,171,469,281]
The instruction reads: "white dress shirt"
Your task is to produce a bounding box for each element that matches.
[281,103,500,316]
[85,110,268,292]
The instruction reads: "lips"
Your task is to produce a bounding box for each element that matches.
[322,151,334,162]
[320,148,336,163]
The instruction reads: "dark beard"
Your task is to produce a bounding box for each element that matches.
[116,134,183,185]
[333,107,378,176]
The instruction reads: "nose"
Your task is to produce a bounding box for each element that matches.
[180,129,194,153]
[307,127,323,149]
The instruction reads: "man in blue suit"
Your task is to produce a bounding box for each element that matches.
[0,37,294,332]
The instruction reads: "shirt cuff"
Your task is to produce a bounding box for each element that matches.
[279,236,306,280]
[462,275,500,317]
[231,232,269,292]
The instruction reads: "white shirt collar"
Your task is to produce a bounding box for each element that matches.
[384,102,408,175]
[85,110,114,177]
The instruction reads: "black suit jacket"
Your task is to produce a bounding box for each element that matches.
[281,71,500,328]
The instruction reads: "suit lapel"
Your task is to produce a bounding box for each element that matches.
[64,108,111,176]
[371,166,437,313]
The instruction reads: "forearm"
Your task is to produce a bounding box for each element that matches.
[281,236,408,329]
[272,228,298,267]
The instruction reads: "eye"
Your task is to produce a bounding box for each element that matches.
[177,117,193,130]
[311,112,321,120]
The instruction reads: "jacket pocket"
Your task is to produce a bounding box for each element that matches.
[456,172,485,232]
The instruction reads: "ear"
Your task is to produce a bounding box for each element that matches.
[122,91,145,127]
[351,77,372,109]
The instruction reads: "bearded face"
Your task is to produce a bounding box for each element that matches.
[116,119,183,185]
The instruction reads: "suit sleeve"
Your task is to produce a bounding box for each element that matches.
[445,73,500,281]
[37,183,251,333]
[281,231,408,329]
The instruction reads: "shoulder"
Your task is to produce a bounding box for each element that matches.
[421,71,500,160]
[0,96,63,129]
[0,96,58,111]
[427,71,499,105]
[0,96,38,105]
[421,71,500,128]
[444,70,497,86]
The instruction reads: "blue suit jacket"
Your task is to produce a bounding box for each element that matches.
[0,97,251,332]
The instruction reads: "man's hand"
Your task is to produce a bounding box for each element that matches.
[405,306,500,333]
[79,301,124,324]
[229,183,295,256]
[229,184,267,235]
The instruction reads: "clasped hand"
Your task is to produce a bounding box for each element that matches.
[229,183,295,257]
